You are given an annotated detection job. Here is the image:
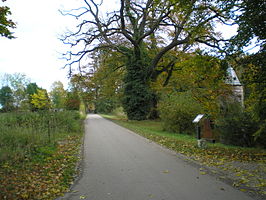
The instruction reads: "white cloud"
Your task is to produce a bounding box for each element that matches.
[0,0,82,90]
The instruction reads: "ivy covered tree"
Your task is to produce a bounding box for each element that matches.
[62,0,237,120]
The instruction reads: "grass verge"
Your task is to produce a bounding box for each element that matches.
[0,135,82,200]
[102,114,266,198]
[0,111,84,200]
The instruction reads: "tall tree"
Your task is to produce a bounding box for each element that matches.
[65,90,81,111]
[0,73,30,109]
[239,52,266,141]
[49,81,67,109]
[31,89,51,110]
[0,86,14,111]
[227,0,266,140]
[26,82,41,111]
[62,0,236,120]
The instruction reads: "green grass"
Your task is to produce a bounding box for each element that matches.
[0,111,84,199]
[0,111,83,163]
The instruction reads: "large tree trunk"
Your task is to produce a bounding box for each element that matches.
[122,48,153,120]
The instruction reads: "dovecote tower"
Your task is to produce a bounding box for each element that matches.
[225,66,244,107]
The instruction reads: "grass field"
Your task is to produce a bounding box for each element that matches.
[0,111,84,199]
[0,111,82,162]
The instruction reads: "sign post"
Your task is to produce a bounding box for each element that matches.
[192,114,205,148]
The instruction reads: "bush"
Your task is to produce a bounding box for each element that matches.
[95,99,117,114]
[111,106,127,118]
[158,92,203,134]
[216,103,258,147]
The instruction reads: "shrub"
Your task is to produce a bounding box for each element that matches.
[158,92,203,134]
[216,103,258,147]
[95,99,117,114]
[111,106,127,118]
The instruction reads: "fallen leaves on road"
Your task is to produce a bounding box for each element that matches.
[109,118,266,198]
[79,195,86,199]
[144,134,266,197]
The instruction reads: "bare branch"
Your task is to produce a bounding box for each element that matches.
[61,0,238,77]
[120,0,136,45]
[59,7,90,19]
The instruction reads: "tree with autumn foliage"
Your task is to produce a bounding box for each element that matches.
[31,89,51,110]
[155,52,229,133]
[62,0,237,120]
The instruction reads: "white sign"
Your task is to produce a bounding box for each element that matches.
[193,114,204,123]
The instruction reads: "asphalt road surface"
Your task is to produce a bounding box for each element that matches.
[59,114,254,200]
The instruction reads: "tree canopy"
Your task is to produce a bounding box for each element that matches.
[62,0,238,120]
[228,0,266,52]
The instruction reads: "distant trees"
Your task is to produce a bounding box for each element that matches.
[50,81,67,110]
[0,73,52,112]
[0,73,29,111]
[0,74,87,121]
[0,86,14,111]
[68,50,124,113]
[0,73,30,109]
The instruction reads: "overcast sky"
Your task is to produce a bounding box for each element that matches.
[0,0,85,90]
[0,0,239,91]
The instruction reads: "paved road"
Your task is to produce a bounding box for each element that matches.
[59,114,254,200]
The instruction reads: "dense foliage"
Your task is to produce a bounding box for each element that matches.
[122,53,153,120]
[0,5,15,39]
[230,0,266,51]
[159,91,203,134]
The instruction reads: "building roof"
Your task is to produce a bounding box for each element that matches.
[225,66,242,86]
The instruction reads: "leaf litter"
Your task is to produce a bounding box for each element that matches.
[0,135,82,200]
